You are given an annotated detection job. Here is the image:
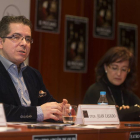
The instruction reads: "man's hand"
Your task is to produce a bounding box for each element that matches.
[41,99,69,121]
[41,102,62,121]
[58,99,70,121]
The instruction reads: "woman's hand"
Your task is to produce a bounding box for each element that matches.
[119,105,130,110]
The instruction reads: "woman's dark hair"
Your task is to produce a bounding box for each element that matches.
[95,46,137,91]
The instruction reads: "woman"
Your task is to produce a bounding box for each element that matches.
[83,46,140,121]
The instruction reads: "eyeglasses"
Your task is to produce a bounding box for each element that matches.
[1,33,33,44]
[108,65,130,74]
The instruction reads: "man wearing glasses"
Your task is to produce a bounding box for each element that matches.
[0,16,68,122]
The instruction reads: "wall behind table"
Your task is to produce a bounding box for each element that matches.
[29,0,140,105]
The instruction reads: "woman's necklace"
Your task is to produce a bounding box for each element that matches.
[103,79,124,105]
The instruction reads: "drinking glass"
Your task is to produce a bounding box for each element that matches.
[63,105,77,124]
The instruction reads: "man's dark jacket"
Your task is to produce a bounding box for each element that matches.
[0,61,56,122]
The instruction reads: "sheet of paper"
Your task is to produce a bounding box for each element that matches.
[0,127,21,132]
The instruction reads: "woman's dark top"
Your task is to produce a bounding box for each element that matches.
[83,75,140,121]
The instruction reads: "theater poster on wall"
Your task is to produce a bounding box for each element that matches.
[93,0,115,39]
[35,0,61,33]
[64,15,88,73]
[118,22,138,58]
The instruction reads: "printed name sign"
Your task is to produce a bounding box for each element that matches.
[33,134,77,140]
[0,104,7,126]
[75,105,120,125]
[129,132,140,140]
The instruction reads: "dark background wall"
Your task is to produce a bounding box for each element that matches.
[29,0,140,106]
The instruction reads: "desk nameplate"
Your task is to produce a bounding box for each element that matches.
[0,104,7,126]
[75,105,120,124]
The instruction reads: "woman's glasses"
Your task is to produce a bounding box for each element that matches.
[108,65,130,74]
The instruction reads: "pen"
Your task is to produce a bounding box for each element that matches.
[125,124,140,127]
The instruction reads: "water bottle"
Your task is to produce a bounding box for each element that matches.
[97,91,108,105]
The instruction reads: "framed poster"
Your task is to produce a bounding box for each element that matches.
[93,0,115,39]
[118,22,138,58]
[64,15,88,73]
[35,0,61,33]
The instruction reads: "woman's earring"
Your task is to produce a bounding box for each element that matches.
[105,70,107,73]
